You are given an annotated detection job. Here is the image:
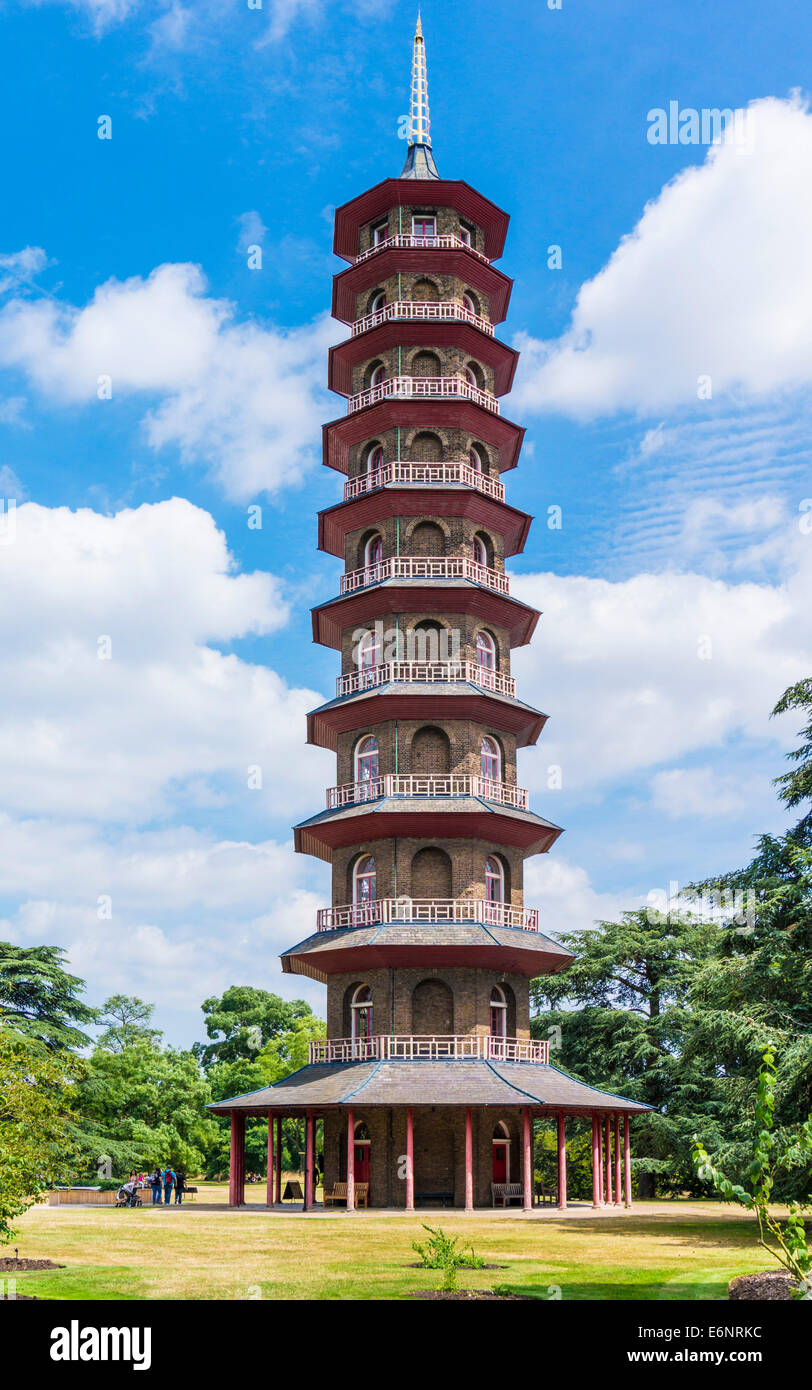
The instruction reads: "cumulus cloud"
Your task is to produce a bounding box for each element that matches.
[0,819,326,1018]
[0,259,333,499]
[0,498,331,821]
[512,519,812,796]
[512,96,812,418]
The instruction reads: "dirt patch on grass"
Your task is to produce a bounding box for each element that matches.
[729,1270,795,1300]
[0,1257,64,1272]
[408,1289,533,1300]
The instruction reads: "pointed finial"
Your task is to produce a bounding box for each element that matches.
[400,11,440,179]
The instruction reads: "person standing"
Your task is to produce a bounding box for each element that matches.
[163,1166,176,1205]
[174,1170,186,1205]
[149,1169,162,1205]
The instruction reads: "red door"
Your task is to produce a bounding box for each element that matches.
[355,1143,371,1184]
[492,1143,507,1183]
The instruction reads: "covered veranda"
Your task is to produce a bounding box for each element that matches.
[212,1059,648,1213]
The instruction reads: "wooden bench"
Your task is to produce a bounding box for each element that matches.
[491,1182,524,1208]
[535,1182,557,1206]
[323,1182,369,1208]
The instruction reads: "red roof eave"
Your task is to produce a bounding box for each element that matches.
[332,178,510,262]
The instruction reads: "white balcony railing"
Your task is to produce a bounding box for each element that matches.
[344,459,505,503]
[309,1034,550,1064]
[352,299,494,338]
[340,553,509,596]
[316,897,539,933]
[348,375,500,415]
[326,773,529,811]
[336,658,516,700]
[355,232,491,266]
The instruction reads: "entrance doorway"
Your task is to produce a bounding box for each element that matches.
[492,1122,510,1182]
[354,1121,371,1185]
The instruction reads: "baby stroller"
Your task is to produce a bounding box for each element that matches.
[115,1181,143,1208]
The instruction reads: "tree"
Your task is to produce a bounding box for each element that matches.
[772,677,812,843]
[0,1028,81,1241]
[96,995,162,1052]
[0,942,96,1050]
[531,909,716,1195]
[71,1040,216,1177]
[193,986,313,1068]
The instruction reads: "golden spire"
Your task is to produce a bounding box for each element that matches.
[401,11,440,179]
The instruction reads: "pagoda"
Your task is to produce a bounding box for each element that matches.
[210,16,648,1212]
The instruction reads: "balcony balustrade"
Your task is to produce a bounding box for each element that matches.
[316,896,539,933]
[339,553,509,596]
[309,1034,550,1064]
[343,458,505,502]
[352,299,494,338]
[325,772,529,811]
[336,658,515,699]
[348,374,500,415]
[355,232,491,265]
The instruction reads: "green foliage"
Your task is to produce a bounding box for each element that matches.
[193,986,313,1069]
[96,995,162,1052]
[412,1224,485,1271]
[772,677,812,842]
[693,1046,812,1297]
[71,1039,216,1177]
[0,1028,81,1242]
[0,942,96,1050]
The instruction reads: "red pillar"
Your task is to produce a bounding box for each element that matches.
[604,1115,612,1205]
[346,1107,355,1212]
[229,1111,245,1208]
[614,1114,622,1207]
[624,1115,633,1208]
[557,1112,567,1210]
[266,1111,274,1207]
[522,1107,533,1211]
[274,1115,282,1204]
[304,1110,314,1211]
[591,1113,600,1208]
[464,1107,473,1211]
[406,1107,414,1211]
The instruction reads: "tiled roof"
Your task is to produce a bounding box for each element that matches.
[208,1060,651,1114]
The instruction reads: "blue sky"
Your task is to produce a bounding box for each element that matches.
[1,0,811,1045]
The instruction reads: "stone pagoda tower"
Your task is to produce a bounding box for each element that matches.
[211,16,647,1212]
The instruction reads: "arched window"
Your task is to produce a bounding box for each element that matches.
[364,533,383,568]
[365,444,384,473]
[355,734,379,784]
[476,630,497,670]
[353,854,376,904]
[462,291,477,315]
[481,736,501,783]
[472,535,487,567]
[370,291,386,315]
[469,445,485,473]
[369,362,386,389]
[485,855,504,904]
[490,986,507,1038]
[358,628,380,672]
[351,985,373,1041]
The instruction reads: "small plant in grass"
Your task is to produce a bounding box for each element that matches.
[692,1044,812,1299]
[412,1224,486,1271]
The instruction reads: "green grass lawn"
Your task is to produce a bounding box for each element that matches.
[6,1189,779,1301]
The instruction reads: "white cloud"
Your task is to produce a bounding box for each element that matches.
[0,819,326,1017]
[512,519,812,795]
[512,96,812,418]
[0,259,333,500]
[650,767,766,820]
[0,498,331,821]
